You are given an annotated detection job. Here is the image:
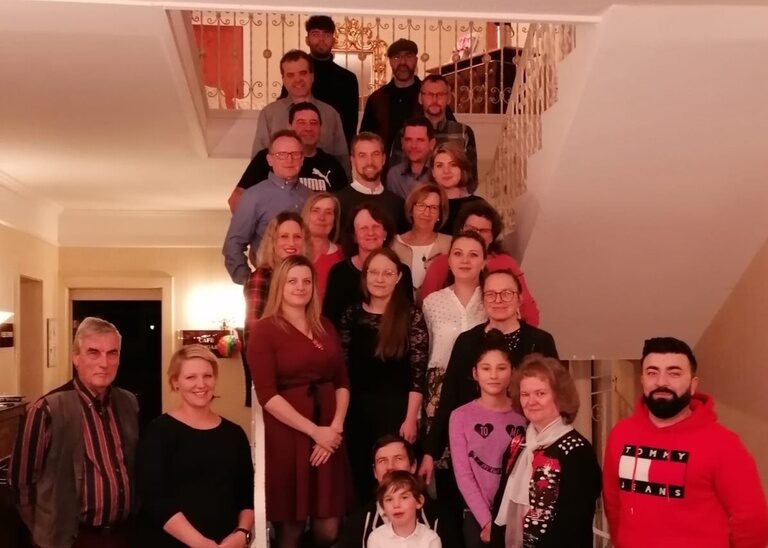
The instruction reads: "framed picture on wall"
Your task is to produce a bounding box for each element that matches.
[47,318,57,368]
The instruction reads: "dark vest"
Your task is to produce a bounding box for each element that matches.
[32,384,138,548]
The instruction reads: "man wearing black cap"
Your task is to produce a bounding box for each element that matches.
[360,38,423,156]
[280,15,360,149]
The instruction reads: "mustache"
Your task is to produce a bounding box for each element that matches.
[649,387,677,397]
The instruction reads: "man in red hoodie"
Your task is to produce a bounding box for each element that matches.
[603,337,768,548]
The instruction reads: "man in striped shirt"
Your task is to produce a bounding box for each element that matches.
[9,317,139,548]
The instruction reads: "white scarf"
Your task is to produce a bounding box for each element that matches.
[494,416,573,526]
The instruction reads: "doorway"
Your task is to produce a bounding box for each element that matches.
[72,298,162,432]
[18,277,43,402]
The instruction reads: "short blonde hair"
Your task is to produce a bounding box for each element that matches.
[167,344,219,389]
[302,192,341,243]
[256,211,311,269]
[404,183,449,229]
[510,354,580,424]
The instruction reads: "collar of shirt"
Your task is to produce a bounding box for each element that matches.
[74,375,111,408]
[380,522,425,540]
[350,180,384,195]
[400,161,430,179]
[286,94,316,106]
[268,170,301,189]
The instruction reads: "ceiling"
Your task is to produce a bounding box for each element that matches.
[1,0,763,214]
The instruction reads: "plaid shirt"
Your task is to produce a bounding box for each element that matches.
[244,266,272,344]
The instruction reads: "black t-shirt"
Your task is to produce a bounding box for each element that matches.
[237,147,349,192]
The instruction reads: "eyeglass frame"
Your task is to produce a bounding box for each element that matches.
[365,268,399,279]
[413,202,440,214]
[270,151,304,161]
[482,289,519,303]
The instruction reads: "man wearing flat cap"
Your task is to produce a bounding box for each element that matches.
[360,39,424,156]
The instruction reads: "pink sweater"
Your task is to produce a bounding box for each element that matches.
[449,400,527,528]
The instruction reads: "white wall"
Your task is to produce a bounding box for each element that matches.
[518,5,768,358]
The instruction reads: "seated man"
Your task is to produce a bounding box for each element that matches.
[229,102,347,212]
[386,116,435,199]
[338,434,460,548]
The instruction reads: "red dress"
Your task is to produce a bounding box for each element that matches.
[248,317,349,521]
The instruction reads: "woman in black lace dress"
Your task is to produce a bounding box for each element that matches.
[339,247,429,505]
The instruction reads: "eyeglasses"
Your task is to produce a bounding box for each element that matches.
[463,224,493,235]
[270,151,303,161]
[483,289,519,303]
[421,91,449,100]
[391,53,417,63]
[413,202,440,214]
[366,269,398,279]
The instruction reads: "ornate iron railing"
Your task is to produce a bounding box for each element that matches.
[477,23,576,233]
[188,11,529,115]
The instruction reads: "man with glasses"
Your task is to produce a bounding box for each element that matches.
[223,130,312,285]
[229,102,348,212]
[360,39,424,156]
[390,74,478,190]
[253,49,349,172]
[386,116,436,199]
[417,268,558,526]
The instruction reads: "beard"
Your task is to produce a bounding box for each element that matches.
[643,387,692,419]
[357,166,382,183]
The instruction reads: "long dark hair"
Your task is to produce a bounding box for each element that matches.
[361,248,411,360]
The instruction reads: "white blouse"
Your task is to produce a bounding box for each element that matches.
[421,286,486,422]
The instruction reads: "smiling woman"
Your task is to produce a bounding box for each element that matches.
[136,344,254,548]
[248,255,351,548]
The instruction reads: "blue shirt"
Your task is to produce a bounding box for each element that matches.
[222,172,311,284]
[386,160,431,199]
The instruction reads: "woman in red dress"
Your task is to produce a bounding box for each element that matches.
[249,254,350,548]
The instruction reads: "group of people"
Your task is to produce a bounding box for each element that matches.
[7,13,768,548]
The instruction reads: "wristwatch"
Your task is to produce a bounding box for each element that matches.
[235,527,252,544]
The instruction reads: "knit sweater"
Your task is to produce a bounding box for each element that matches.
[449,400,526,528]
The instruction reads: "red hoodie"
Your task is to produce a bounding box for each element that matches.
[603,393,768,548]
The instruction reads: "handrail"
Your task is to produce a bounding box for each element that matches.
[477,23,576,233]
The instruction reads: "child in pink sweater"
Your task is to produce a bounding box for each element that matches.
[449,331,526,547]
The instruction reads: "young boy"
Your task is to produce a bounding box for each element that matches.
[367,470,442,548]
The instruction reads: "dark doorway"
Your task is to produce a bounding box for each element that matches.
[72,300,162,432]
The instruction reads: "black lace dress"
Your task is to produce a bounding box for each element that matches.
[339,304,429,504]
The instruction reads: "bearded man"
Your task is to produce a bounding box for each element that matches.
[602,337,768,548]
